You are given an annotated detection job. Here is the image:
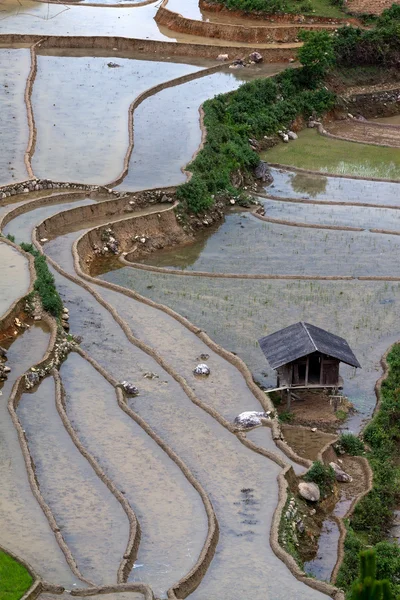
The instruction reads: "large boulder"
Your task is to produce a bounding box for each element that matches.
[298,481,320,502]
[0,346,7,359]
[234,410,271,430]
[255,161,273,183]
[330,462,353,483]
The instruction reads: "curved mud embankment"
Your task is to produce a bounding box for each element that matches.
[155,0,332,45]
[0,34,298,62]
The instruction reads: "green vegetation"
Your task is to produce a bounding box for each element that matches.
[278,410,295,422]
[6,233,15,243]
[263,128,400,179]
[336,343,400,598]
[337,433,365,455]
[209,0,348,18]
[278,496,304,567]
[20,243,63,318]
[303,460,335,496]
[0,550,33,600]
[350,549,393,600]
[178,68,334,213]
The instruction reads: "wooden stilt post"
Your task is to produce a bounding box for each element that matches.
[286,389,291,412]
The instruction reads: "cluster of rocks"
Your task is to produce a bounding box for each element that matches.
[0,178,102,199]
[119,381,139,396]
[24,331,79,390]
[278,129,298,143]
[234,410,272,430]
[0,346,10,381]
[307,116,324,132]
[125,190,175,209]
[61,307,70,332]
[281,496,306,550]
[94,227,120,256]
[216,51,263,68]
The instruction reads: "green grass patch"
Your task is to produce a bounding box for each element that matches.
[209,0,347,18]
[0,550,33,600]
[263,128,400,179]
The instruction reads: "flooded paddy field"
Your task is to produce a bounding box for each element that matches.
[0,324,82,587]
[263,128,400,179]
[0,242,30,318]
[0,47,31,186]
[17,375,129,585]
[134,211,400,277]
[101,269,400,427]
[118,63,284,191]
[32,52,207,184]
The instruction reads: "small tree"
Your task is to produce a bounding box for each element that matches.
[351,549,393,600]
[298,30,336,85]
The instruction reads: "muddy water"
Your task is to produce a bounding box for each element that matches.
[41,233,325,599]
[245,426,306,475]
[0,324,80,586]
[32,54,204,184]
[61,352,207,598]
[281,425,336,461]
[0,242,30,318]
[266,167,400,204]
[18,375,129,585]
[91,281,265,423]
[135,211,400,277]
[118,64,285,191]
[304,518,340,582]
[0,47,30,186]
[261,197,400,230]
[3,197,96,243]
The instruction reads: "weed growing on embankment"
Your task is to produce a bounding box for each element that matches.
[20,243,63,318]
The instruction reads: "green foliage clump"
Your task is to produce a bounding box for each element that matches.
[338,433,365,455]
[298,30,336,84]
[337,343,400,598]
[222,0,289,12]
[177,67,335,211]
[350,549,393,600]
[20,243,63,318]
[6,233,15,243]
[303,460,335,496]
[278,410,295,422]
[0,550,33,600]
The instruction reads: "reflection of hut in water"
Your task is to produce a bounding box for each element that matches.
[258,322,360,410]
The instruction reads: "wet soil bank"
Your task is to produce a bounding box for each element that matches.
[0,34,299,62]
[155,0,334,45]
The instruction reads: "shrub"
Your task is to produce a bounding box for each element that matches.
[303,460,335,496]
[20,243,63,318]
[350,549,392,600]
[338,433,365,455]
[176,176,214,214]
[298,30,336,84]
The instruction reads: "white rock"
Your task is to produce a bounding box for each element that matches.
[287,131,298,140]
[193,364,210,376]
[298,481,320,502]
[234,410,271,430]
[217,53,229,61]
[282,134,289,143]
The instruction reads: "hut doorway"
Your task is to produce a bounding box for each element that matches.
[308,353,321,385]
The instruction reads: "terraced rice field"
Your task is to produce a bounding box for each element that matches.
[0,1,399,599]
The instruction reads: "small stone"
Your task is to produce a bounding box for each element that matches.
[329,461,353,483]
[217,53,229,61]
[193,364,210,376]
[311,427,317,432]
[40,238,48,243]
[120,381,139,396]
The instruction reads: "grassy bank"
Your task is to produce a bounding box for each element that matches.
[205,0,348,18]
[263,128,400,179]
[177,68,335,213]
[336,343,400,598]
[0,550,33,600]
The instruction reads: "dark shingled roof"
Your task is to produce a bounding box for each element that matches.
[258,322,361,370]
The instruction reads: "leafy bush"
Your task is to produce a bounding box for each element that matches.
[298,30,336,84]
[350,549,392,600]
[338,433,365,455]
[177,68,335,210]
[303,460,335,496]
[20,243,63,318]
